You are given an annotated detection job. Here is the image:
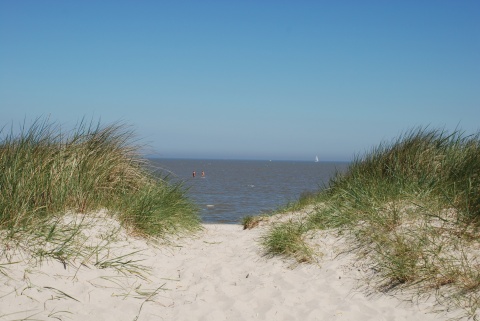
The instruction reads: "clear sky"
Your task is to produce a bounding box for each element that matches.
[1,1,479,161]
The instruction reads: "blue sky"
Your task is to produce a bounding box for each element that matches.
[1,1,479,161]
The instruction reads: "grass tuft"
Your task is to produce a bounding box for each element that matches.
[0,118,199,234]
[262,127,480,319]
[0,118,200,274]
[262,221,313,263]
[241,215,267,229]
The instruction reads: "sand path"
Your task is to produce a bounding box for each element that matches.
[141,224,444,321]
[1,223,447,321]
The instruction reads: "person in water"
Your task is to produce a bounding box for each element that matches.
[201,171,205,177]
[192,171,196,178]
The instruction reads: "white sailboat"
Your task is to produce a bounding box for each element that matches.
[315,155,319,162]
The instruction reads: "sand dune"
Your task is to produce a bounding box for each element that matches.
[0,219,448,321]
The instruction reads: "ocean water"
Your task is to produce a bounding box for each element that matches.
[148,159,349,224]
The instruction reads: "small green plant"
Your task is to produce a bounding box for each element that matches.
[262,221,313,263]
[242,215,265,229]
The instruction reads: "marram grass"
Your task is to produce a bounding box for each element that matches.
[0,119,200,272]
[262,127,480,319]
[261,220,313,263]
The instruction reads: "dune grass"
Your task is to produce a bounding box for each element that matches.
[0,118,200,271]
[262,127,480,319]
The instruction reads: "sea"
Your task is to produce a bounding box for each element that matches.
[148,159,349,224]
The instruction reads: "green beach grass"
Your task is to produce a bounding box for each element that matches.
[0,118,200,273]
[261,127,480,319]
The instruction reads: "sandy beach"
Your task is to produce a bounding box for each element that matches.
[0,215,449,321]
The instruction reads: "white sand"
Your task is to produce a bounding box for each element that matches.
[0,217,450,321]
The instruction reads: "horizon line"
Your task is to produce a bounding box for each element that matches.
[145,156,351,163]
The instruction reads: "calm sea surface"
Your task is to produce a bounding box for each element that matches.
[148,159,349,224]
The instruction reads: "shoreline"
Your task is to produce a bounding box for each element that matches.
[0,218,450,321]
